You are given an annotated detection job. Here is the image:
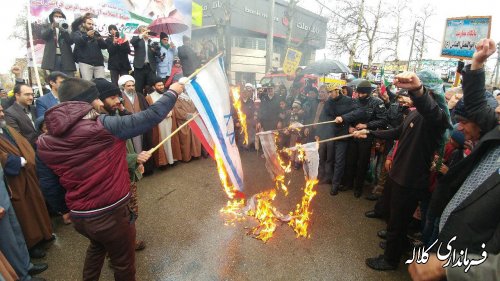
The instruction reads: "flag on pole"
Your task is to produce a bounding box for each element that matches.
[380,68,390,95]
[188,114,215,158]
[185,57,244,193]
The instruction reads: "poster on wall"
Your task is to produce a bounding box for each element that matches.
[441,16,491,59]
[28,0,192,66]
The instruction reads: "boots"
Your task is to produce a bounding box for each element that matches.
[330,185,339,196]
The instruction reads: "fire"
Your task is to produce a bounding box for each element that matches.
[214,148,237,199]
[289,179,318,238]
[231,86,249,145]
[249,190,278,242]
[220,199,246,225]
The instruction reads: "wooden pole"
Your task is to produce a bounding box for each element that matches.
[148,113,200,154]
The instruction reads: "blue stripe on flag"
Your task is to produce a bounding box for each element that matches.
[191,79,244,190]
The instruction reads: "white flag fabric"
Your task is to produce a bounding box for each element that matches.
[185,57,244,193]
[257,131,285,180]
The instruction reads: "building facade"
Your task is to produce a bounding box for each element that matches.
[192,0,327,84]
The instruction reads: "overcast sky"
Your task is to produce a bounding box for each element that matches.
[0,0,498,74]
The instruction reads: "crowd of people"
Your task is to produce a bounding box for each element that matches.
[0,7,498,281]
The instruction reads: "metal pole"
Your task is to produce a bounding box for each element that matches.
[265,0,276,73]
[407,21,418,71]
[495,42,500,86]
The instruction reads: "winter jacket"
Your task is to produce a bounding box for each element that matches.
[105,37,131,72]
[71,30,107,66]
[37,91,177,217]
[40,24,76,71]
[429,66,500,255]
[355,96,388,130]
[370,88,449,189]
[324,94,365,138]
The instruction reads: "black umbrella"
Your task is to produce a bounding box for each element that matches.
[347,78,377,88]
[302,59,351,75]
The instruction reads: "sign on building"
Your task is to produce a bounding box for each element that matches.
[441,16,492,59]
[282,48,302,75]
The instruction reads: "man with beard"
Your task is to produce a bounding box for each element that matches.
[37,77,183,281]
[71,13,107,80]
[0,105,54,259]
[94,78,151,250]
[118,75,155,175]
[353,70,451,271]
[409,38,500,280]
[145,77,181,168]
[5,83,39,146]
[343,80,387,198]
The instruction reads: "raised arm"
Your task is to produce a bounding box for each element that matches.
[462,38,498,133]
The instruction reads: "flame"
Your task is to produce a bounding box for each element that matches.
[214,148,237,199]
[289,179,318,238]
[249,190,278,242]
[231,87,249,145]
[220,199,246,225]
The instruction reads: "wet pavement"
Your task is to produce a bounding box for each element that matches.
[37,150,411,281]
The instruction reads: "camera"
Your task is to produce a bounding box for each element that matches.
[60,20,69,29]
[150,42,165,61]
[54,18,68,29]
[93,31,102,38]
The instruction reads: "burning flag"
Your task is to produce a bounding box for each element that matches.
[231,86,249,145]
[185,56,245,195]
[287,142,320,238]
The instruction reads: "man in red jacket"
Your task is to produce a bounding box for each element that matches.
[37,78,182,281]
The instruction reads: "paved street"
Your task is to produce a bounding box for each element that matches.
[37,151,410,281]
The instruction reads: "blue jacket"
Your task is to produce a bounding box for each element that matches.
[36,91,59,118]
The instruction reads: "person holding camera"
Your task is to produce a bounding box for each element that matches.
[106,25,131,86]
[156,32,177,82]
[40,9,76,76]
[71,13,107,81]
[131,26,159,95]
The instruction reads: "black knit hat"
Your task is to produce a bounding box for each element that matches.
[59,78,99,104]
[356,79,372,94]
[93,78,121,101]
[150,76,164,87]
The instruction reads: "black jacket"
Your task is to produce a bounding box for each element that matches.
[177,44,201,77]
[130,36,158,70]
[259,94,281,131]
[71,30,107,66]
[371,88,449,189]
[429,66,500,255]
[40,24,76,71]
[355,96,388,130]
[324,94,364,138]
[105,37,131,71]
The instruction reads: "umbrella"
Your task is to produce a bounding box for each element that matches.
[147,15,188,35]
[347,78,377,88]
[303,59,351,75]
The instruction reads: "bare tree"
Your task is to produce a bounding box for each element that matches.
[324,0,365,66]
[414,3,434,71]
[362,0,383,76]
[384,0,409,62]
